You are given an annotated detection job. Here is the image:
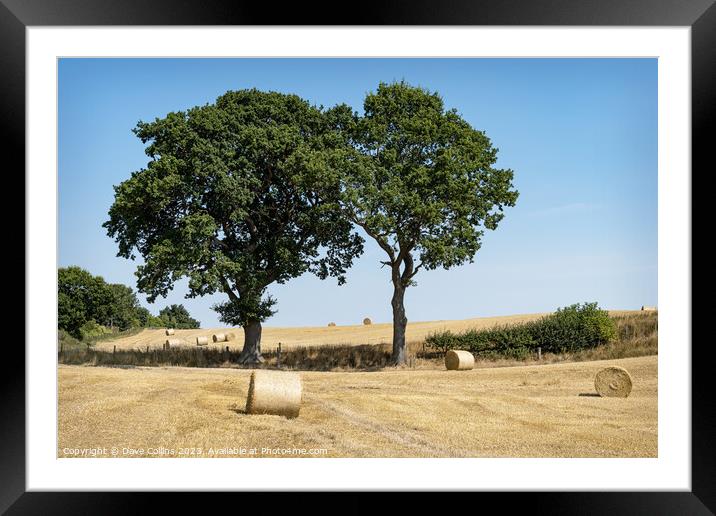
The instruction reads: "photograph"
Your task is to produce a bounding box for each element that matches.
[56,57,659,459]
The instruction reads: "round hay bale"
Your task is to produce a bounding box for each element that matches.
[165,328,175,336]
[196,336,209,346]
[445,350,475,371]
[245,370,302,419]
[363,317,372,325]
[226,332,236,340]
[328,322,336,327]
[165,338,181,348]
[641,305,657,311]
[595,366,633,398]
[212,333,227,343]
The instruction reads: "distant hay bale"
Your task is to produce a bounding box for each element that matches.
[165,328,175,336]
[641,305,657,312]
[328,322,336,327]
[595,366,633,398]
[165,338,181,348]
[212,333,228,343]
[445,350,475,371]
[196,336,209,346]
[363,318,372,325]
[245,370,302,419]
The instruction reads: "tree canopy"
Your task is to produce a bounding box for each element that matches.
[158,304,200,329]
[58,266,181,339]
[326,81,519,363]
[104,89,364,363]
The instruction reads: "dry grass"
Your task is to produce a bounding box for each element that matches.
[58,355,657,458]
[93,311,641,352]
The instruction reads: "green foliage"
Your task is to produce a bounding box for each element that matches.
[158,304,200,329]
[426,302,617,357]
[104,89,364,327]
[106,283,142,331]
[78,319,111,343]
[134,306,152,327]
[58,266,189,338]
[534,302,616,353]
[325,81,519,285]
[146,315,165,328]
[58,266,115,338]
[323,81,519,362]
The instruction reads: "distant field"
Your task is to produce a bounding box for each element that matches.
[93,311,641,351]
[58,355,657,458]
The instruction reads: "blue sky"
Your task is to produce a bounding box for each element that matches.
[58,58,657,327]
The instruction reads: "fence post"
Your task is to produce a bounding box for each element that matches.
[277,342,282,369]
[146,345,149,353]
[537,347,542,361]
[113,345,116,355]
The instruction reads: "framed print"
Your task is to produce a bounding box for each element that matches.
[4,0,714,512]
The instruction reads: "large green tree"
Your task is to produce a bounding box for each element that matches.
[105,89,363,364]
[327,82,519,364]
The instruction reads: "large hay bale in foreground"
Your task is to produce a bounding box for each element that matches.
[165,338,181,348]
[245,370,302,419]
[165,328,175,336]
[196,336,209,346]
[445,350,475,371]
[363,318,372,325]
[595,366,633,398]
[212,333,228,343]
[641,305,657,311]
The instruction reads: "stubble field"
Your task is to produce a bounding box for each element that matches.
[92,311,639,352]
[58,354,657,458]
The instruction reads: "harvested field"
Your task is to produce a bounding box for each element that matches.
[58,355,657,458]
[92,311,640,352]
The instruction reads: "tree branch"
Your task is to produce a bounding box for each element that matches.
[220,276,241,303]
[350,216,396,263]
[407,261,424,280]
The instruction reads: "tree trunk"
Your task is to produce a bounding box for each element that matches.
[237,319,264,364]
[391,284,408,365]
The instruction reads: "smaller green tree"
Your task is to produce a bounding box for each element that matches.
[106,283,141,330]
[158,304,200,329]
[133,306,152,327]
[326,82,519,364]
[58,266,113,339]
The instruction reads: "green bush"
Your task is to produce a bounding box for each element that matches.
[535,302,616,353]
[425,302,616,358]
[78,320,112,343]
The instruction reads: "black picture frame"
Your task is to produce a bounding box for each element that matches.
[4,0,712,512]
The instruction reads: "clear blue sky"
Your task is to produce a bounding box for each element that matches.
[58,58,657,328]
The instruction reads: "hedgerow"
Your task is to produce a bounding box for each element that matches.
[425,302,617,357]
